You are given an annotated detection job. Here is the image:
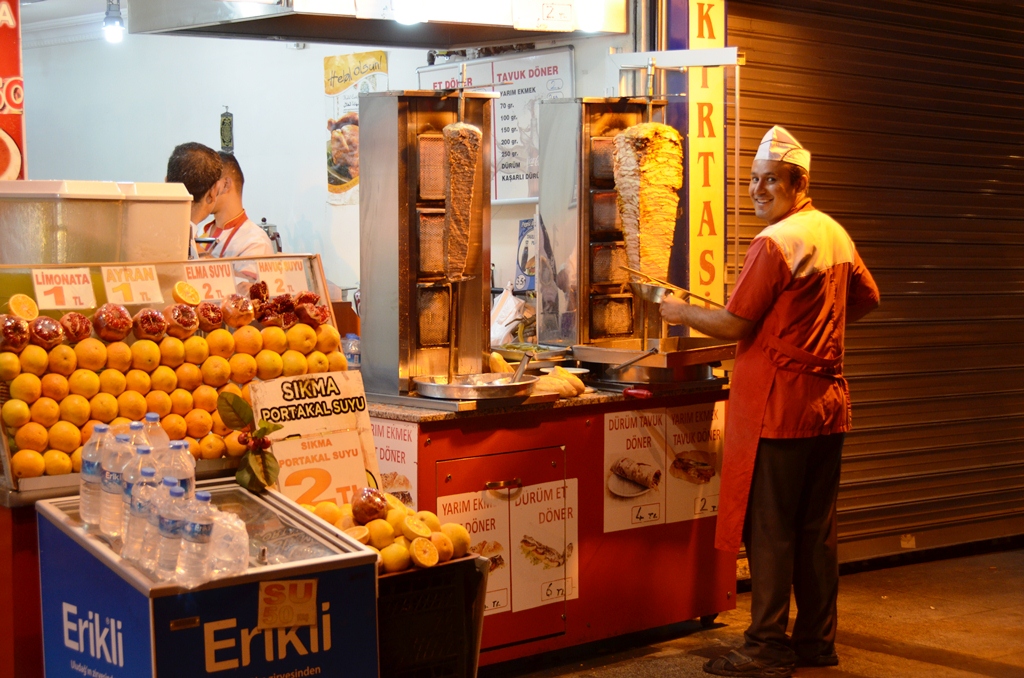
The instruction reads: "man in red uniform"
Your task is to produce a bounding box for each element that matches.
[661,126,880,677]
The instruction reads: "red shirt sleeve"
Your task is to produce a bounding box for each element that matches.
[847,249,881,310]
[726,237,792,324]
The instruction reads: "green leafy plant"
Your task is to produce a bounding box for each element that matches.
[217,392,283,492]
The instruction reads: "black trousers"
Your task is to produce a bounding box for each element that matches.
[742,434,845,664]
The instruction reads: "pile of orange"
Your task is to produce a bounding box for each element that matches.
[2,291,348,479]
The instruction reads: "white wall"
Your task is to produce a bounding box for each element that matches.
[23,31,427,290]
[22,27,631,293]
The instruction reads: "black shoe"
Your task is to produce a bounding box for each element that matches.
[704,650,794,677]
[796,652,839,667]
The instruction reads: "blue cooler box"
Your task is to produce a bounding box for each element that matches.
[36,479,379,678]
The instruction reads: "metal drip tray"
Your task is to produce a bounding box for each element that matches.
[572,337,736,369]
[413,373,538,400]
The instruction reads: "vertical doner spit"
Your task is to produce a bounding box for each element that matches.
[442,83,483,383]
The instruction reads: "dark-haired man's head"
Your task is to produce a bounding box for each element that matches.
[166,142,224,224]
[213,153,246,223]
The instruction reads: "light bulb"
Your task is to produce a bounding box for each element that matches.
[392,0,426,25]
[104,23,124,43]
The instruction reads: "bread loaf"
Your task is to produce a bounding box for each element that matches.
[612,123,683,283]
[443,122,482,280]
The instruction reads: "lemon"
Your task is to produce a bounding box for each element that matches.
[183,336,210,365]
[131,339,161,372]
[281,350,308,377]
[228,353,257,384]
[260,326,288,354]
[440,523,471,558]
[314,501,343,525]
[9,373,42,404]
[430,531,454,562]
[98,368,127,396]
[47,345,78,377]
[30,397,61,428]
[416,510,442,533]
[393,535,410,550]
[206,329,235,360]
[40,373,69,402]
[14,422,49,452]
[287,324,318,354]
[198,433,226,460]
[409,537,439,568]
[327,351,348,372]
[386,508,406,533]
[184,409,213,438]
[402,515,432,541]
[2,399,31,428]
[0,352,21,381]
[47,421,82,453]
[11,449,46,478]
[383,492,407,514]
[380,542,412,573]
[150,365,178,393]
[365,519,395,550]
[255,349,284,380]
[174,363,203,391]
[315,325,342,354]
[105,342,133,372]
[19,345,49,377]
[344,526,370,544]
[232,325,263,356]
[201,356,231,387]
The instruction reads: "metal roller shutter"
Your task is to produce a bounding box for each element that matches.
[724,0,1024,561]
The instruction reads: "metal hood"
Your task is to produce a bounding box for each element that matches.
[129,0,628,49]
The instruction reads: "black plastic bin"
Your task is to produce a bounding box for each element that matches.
[377,555,490,678]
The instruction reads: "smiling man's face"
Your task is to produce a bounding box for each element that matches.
[749,159,807,224]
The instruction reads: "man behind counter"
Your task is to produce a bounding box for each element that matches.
[165,142,225,260]
[204,152,275,263]
[661,127,880,678]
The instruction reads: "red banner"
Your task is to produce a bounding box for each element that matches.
[0,0,26,180]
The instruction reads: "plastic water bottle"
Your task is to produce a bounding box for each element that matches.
[99,434,134,539]
[155,486,187,580]
[139,477,178,570]
[210,512,250,578]
[121,467,158,563]
[121,445,155,537]
[343,333,361,370]
[144,412,171,457]
[176,491,215,587]
[127,420,149,448]
[79,423,112,528]
[162,440,197,497]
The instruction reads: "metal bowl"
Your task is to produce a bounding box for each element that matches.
[412,373,538,400]
[629,282,673,304]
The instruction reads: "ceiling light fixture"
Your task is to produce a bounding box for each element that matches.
[103,0,125,43]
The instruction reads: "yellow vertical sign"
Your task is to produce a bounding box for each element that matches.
[687,2,726,308]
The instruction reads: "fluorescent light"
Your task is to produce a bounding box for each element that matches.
[575,0,605,32]
[392,0,427,25]
[103,0,125,43]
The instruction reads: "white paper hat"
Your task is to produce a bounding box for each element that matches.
[755,126,810,171]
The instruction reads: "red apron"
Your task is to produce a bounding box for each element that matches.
[714,332,845,553]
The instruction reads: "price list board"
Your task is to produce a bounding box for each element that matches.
[418,47,574,203]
